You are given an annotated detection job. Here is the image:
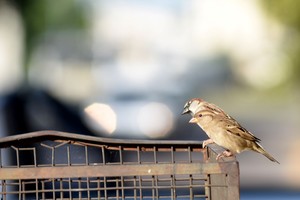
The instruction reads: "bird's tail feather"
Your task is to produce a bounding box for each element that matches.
[255,143,280,164]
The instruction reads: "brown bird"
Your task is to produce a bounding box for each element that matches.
[183,98,279,163]
[182,98,235,147]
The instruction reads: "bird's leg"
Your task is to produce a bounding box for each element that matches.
[203,139,214,148]
[216,150,233,160]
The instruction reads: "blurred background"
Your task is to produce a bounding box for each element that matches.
[0,0,300,199]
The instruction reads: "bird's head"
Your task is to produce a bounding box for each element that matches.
[182,98,204,115]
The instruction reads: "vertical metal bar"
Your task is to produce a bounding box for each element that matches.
[188,146,192,163]
[85,145,88,165]
[101,146,106,165]
[1,180,6,200]
[171,146,174,163]
[13,147,20,167]
[97,177,101,199]
[116,177,119,199]
[151,176,155,199]
[18,180,21,200]
[41,180,45,200]
[133,176,137,200]
[87,177,90,200]
[51,147,55,166]
[69,178,72,199]
[119,146,123,164]
[121,176,124,200]
[0,148,2,167]
[36,179,39,200]
[171,175,175,200]
[60,178,63,199]
[78,178,82,199]
[52,179,55,199]
[2,180,6,200]
[189,174,193,199]
[139,176,142,199]
[22,180,25,200]
[67,145,70,166]
[137,146,141,164]
[205,145,213,200]
[104,177,107,200]
[155,175,159,200]
[33,148,37,167]
[153,146,157,164]
[205,174,211,200]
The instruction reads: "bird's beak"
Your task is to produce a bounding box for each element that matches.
[189,117,197,123]
[182,107,189,115]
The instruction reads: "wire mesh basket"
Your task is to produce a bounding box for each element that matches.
[0,131,239,200]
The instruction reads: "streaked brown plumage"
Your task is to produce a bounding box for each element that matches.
[182,98,236,147]
[184,98,279,163]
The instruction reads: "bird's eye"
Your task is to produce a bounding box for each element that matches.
[198,114,202,117]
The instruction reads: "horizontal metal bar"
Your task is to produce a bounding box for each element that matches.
[0,162,236,180]
[0,131,203,148]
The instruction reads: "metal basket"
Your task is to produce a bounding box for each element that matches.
[0,131,239,200]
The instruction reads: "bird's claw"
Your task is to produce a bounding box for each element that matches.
[203,139,214,148]
[216,150,233,160]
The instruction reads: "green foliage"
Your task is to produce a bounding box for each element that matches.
[11,0,88,68]
[261,0,300,84]
[261,0,300,30]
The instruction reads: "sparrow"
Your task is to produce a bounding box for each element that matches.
[183,98,279,163]
[182,98,234,147]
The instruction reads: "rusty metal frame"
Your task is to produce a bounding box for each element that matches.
[0,131,239,199]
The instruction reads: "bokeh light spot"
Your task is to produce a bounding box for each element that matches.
[84,103,117,134]
[137,102,173,138]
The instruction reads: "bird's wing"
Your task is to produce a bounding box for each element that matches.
[219,116,261,142]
